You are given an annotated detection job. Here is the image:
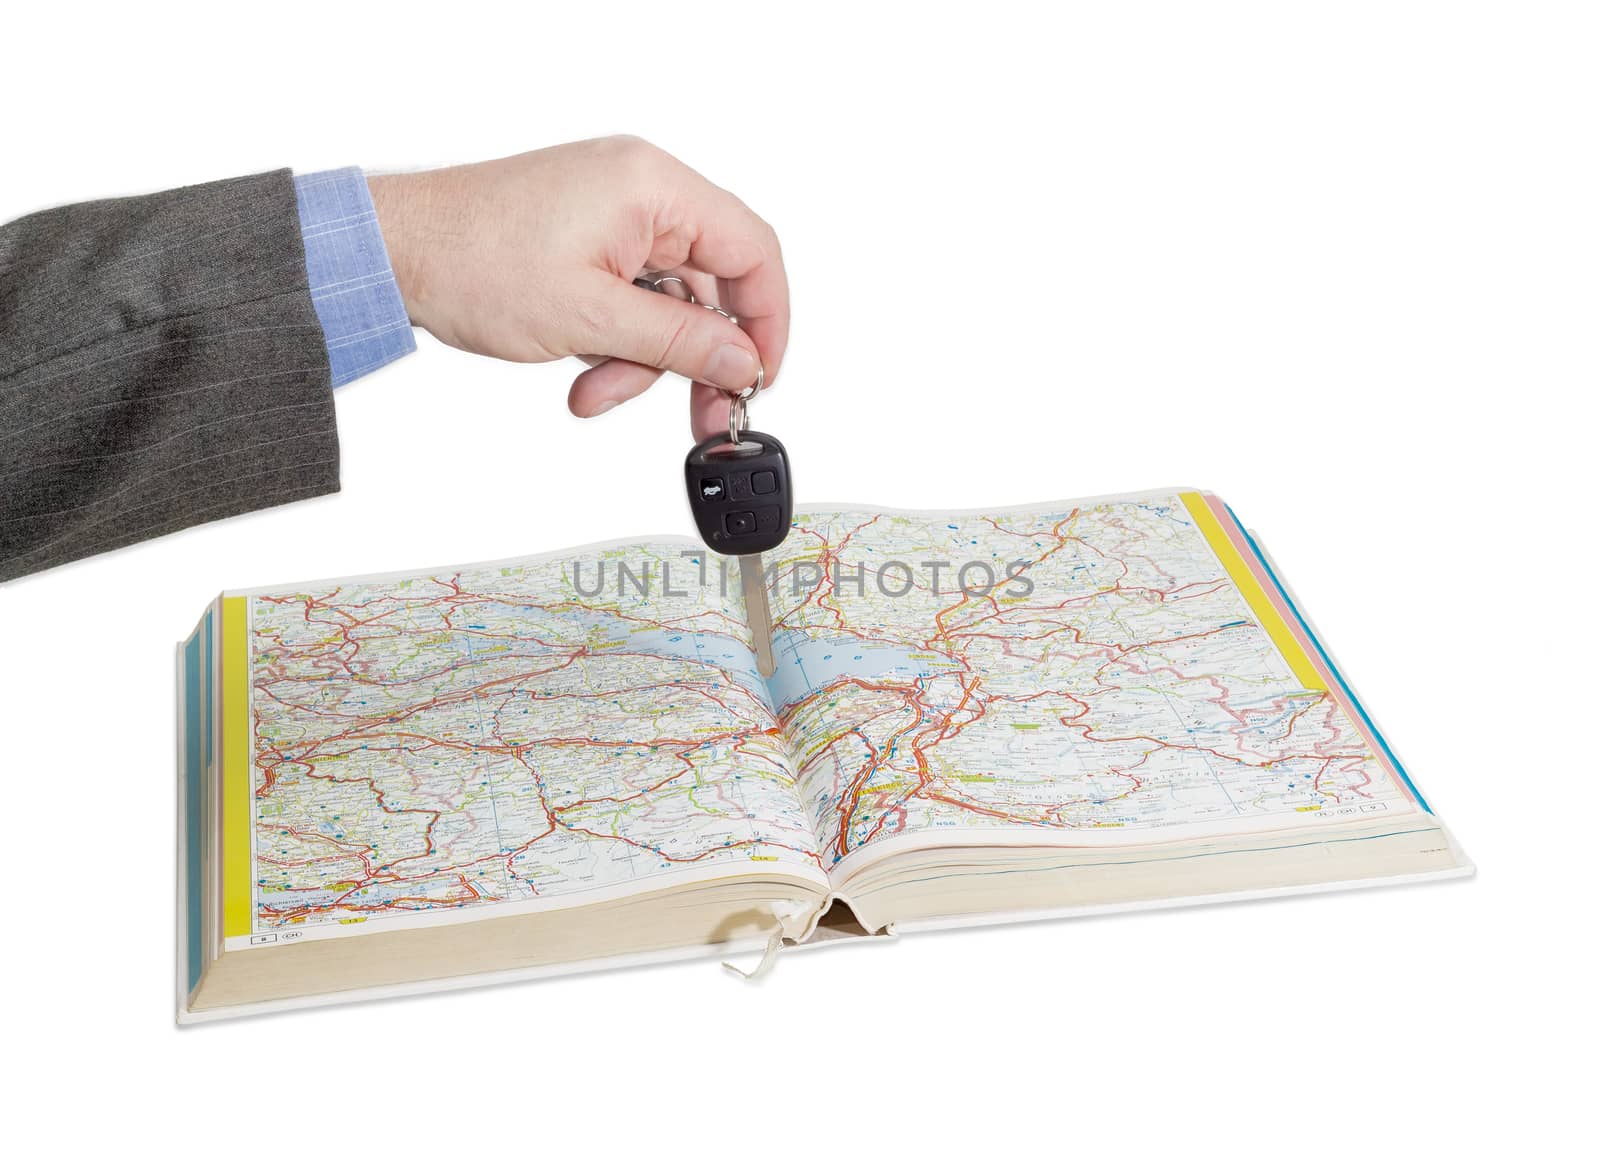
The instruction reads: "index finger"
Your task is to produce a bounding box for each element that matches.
[670,173,790,387]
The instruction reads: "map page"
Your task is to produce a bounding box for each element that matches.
[764,491,1419,879]
[229,488,1420,947]
[233,539,823,949]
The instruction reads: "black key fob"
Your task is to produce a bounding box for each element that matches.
[685,430,792,556]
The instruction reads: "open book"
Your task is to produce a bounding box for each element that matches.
[177,488,1472,1020]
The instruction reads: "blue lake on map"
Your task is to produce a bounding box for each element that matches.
[614,626,959,710]
[765,632,961,710]
[442,602,960,715]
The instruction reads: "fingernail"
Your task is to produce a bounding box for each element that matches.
[704,344,757,390]
[591,399,618,416]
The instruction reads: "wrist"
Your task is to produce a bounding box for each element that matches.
[367,172,434,332]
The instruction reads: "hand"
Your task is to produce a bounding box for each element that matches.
[367,137,789,439]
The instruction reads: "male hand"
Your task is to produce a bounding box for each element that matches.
[367,137,789,439]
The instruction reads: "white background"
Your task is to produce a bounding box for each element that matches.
[2,2,1594,1143]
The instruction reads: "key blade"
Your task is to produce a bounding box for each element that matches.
[739,554,776,678]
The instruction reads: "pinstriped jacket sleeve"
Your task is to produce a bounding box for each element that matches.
[0,169,339,582]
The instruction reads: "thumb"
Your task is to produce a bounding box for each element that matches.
[579,276,764,393]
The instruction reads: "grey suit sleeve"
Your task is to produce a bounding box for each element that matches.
[0,169,339,582]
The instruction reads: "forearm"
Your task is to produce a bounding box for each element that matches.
[0,170,340,582]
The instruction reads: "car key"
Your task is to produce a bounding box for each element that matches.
[634,273,792,678]
[685,426,792,677]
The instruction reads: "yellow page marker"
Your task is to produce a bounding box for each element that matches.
[222,596,252,938]
[1179,492,1327,692]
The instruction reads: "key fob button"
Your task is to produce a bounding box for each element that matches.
[729,472,753,501]
[725,511,757,536]
[699,478,725,501]
[752,470,777,495]
[755,505,781,534]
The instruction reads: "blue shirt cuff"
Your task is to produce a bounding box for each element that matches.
[293,167,417,387]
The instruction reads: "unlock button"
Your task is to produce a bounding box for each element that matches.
[724,511,757,536]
